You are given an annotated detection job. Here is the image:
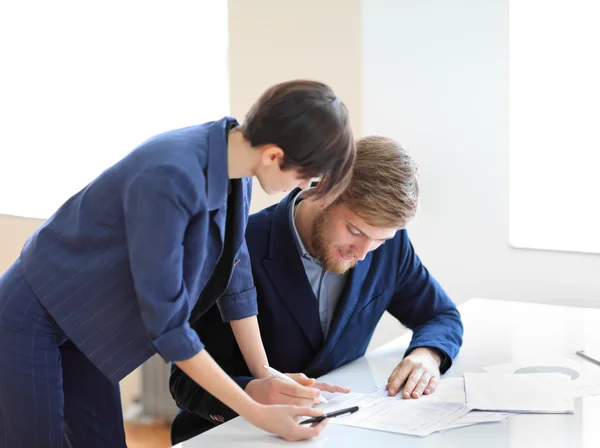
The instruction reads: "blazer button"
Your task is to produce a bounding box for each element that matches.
[209,414,215,420]
[216,415,225,423]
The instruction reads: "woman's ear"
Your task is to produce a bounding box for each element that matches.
[260,145,285,167]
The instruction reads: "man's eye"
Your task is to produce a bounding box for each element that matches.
[348,226,360,236]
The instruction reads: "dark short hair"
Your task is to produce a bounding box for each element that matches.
[241,80,356,201]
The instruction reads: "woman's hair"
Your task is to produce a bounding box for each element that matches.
[241,80,356,201]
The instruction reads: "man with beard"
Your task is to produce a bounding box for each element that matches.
[169,135,463,444]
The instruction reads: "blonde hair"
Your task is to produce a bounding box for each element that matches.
[334,135,419,228]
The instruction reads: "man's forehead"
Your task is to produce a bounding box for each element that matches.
[329,205,399,240]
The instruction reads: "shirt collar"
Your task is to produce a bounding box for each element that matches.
[288,193,320,263]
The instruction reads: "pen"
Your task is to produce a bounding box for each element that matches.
[299,405,359,424]
[263,365,329,403]
[576,350,600,367]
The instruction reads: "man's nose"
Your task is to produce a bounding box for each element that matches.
[353,241,373,261]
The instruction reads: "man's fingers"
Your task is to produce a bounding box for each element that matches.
[313,382,351,393]
[402,368,426,398]
[410,372,432,398]
[387,365,412,397]
[386,365,401,389]
[423,376,439,395]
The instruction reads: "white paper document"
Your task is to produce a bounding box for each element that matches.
[439,411,511,431]
[417,377,466,404]
[316,391,470,437]
[482,356,600,398]
[464,372,574,414]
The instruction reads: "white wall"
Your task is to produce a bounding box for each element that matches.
[362,0,600,308]
[228,0,363,214]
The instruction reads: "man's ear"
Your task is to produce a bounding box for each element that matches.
[315,198,327,209]
[259,145,284,167]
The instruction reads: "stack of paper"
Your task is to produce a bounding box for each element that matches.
[482,356,600,398]
[317,365,579,437]
[463,372,574,413]
[316,389,471,437]
[417,377,511,430]
[438,411,511,432]
[316,377,510,436]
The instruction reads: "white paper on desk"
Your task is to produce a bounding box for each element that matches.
[482,357,600,398]
[438,411,510,432]
[418,377,466,404]
[317,391,382,413]
[315,391,470,437]
[464,372,574,413]
[375,380,509,432]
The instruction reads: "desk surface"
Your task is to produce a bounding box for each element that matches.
[179,298,600,448]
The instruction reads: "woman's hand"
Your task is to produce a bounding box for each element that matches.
[244,403,329,442]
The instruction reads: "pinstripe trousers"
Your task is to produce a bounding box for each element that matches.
[0,260,127,447]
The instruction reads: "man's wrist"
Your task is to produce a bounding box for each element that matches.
[409,347,442,367]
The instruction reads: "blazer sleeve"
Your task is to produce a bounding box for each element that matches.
[169,362,253,425]
[386,231,464,373]
[169,306,252,425]
[123,164,207,363]
[216,237,258,322]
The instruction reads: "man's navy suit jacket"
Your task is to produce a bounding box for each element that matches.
[169,189,463,439]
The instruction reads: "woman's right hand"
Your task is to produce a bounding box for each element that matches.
[243,403,329,441]
[174,351,328,441]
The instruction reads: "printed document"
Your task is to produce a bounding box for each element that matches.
[316,391,470,437]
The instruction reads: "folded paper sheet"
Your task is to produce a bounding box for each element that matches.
[482,357,600,398]
[464,372,574,414]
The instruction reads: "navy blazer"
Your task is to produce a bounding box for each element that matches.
[169,189,464,434]
[18,117,257,383]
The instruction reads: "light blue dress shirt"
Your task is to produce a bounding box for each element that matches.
[288,196,349,339]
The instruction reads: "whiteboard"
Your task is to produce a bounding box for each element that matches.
[509,0,600,254]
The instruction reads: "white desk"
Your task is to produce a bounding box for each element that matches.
[179,298,600,448]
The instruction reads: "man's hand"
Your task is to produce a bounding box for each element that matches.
[246,373,350,407]
[386,347,442,399]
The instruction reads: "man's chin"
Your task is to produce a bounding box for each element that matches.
[324,258,356,274]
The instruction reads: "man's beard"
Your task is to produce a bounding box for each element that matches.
[311,209,357,274]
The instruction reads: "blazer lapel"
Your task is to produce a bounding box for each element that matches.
[228,178,249,256]
[204,117,235,251]
[204,118,248,257]
[262,194,324,351]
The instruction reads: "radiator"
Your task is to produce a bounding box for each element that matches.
[140,354,179,421]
